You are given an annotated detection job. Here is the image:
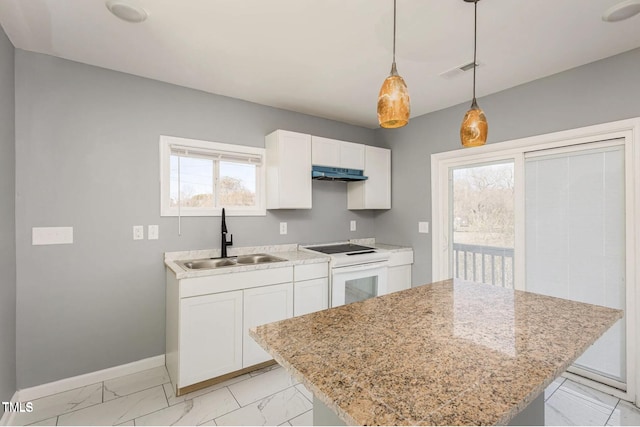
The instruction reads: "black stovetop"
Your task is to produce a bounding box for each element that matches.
[308,243,374,254]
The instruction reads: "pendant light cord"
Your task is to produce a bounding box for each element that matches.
[392,0,397,66]
[472,0,478,102]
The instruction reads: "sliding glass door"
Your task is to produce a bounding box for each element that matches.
[525,142,626,388]
[432,119,638,400]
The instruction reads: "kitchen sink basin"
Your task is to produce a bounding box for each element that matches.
[176,253,286,271]
[236,254,286,264]
[178,258,237,270]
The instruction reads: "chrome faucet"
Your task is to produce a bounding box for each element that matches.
[221,208,233,258]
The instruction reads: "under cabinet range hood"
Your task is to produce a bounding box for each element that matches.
[311,165,368,181]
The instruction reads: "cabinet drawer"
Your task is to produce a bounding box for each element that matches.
[181,267,293,298]
[388,251,414,267]
[294,262,328,282]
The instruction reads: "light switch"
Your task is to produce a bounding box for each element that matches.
[32,227,73,245]
[418,221,429,234]
[133,225,144,240]
[350,220,356,232]
[148,225,159,240]
[279,222,287,235]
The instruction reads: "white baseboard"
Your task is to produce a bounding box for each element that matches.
[0,391,19,426]
[15,354,165,403]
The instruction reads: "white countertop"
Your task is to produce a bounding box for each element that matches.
[165,244,330,280]
[349,238,413,253]
[164,239,412,280]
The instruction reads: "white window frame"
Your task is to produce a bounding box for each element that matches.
[160,135,266,216]
[431,117,640,405]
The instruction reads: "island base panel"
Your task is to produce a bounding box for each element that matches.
[312,393,544,426]
[508,394,544,426]
[313,397,345,426]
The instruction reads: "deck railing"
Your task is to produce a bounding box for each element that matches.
[452,243,514,288]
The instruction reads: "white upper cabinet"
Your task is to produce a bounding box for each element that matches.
[311,136,365,170]
[348,145,391,210]
[338,141,365,170]
[265,130,312,209]
[311,136,340,167]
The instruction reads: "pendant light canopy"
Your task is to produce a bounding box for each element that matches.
[378,0,410,129]
[460,0,488,147]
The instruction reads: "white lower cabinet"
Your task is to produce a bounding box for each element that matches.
[387,250,414,293]
[388,265,412,293]
[294,278,329,316]
[166,261,329,395]
[293,263,329,316]
[179,290,243,386]
[242,282,293,367]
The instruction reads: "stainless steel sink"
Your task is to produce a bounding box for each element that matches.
[177,258,238,270]
[176,253,286,270]
[236,254,286,264]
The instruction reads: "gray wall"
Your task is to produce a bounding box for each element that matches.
[0,26,16,402]
[13,42,640,390]
[374,47,640,286]
[14,50,378,388]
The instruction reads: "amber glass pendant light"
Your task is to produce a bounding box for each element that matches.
[460,0,488,147]
[378,0,410,128]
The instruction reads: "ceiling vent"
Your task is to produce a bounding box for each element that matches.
[440,61,482,79]
[106,0,148,23]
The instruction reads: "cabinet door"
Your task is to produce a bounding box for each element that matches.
[365,146,391,208]
[340,141,365,170]
[179,290,243,387]
[387,265,412,293]
[280,132,311,208]
[266,130,312,209]
[243,282,294,367]
[311,136,340,167]
[348,146,391,209]
[294,278,329,316]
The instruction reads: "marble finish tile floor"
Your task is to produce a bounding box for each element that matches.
[8,365,640,426]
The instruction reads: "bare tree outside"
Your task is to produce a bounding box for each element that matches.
[452,162,515,287]
[219,176,255,206]
[169,157,256,208]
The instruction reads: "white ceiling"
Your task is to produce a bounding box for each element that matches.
[1,0,639,128]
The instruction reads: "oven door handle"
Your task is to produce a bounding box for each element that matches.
[332,261,388,274]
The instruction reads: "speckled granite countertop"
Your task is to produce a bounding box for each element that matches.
[250,279,622,426]
[165,244,329,279]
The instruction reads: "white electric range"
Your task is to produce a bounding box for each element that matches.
[301,242,390,307]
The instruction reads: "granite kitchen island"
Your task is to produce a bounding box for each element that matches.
[250,279,622,426]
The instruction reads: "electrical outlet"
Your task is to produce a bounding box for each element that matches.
[350,220,356,232]
[419,221,429,234]
[133,225,144,240]
[279,222,287,235]
[148,225,159,240]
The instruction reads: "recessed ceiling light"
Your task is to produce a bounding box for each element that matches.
[602,0,640,22]
[106,0,148,23]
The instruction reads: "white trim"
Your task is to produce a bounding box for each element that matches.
[563,371,629,400]
[159,135,266,217]
[0,391,20,426]
[16,355,165,402]
[431,117,640,404]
